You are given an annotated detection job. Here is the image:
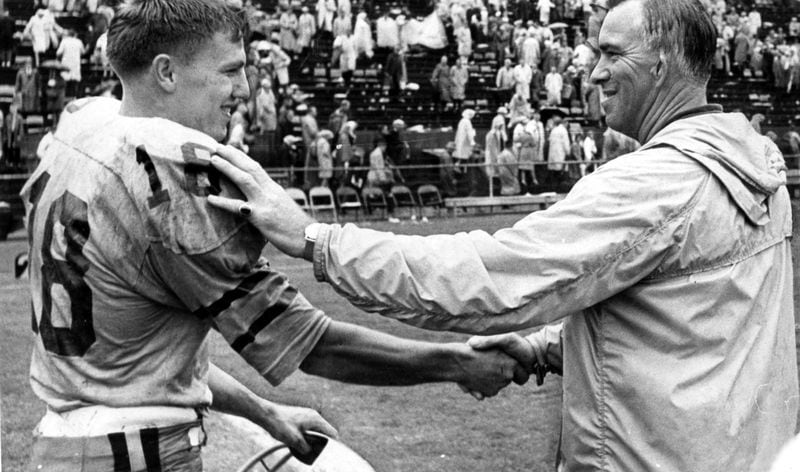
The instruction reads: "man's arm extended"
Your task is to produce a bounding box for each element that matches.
[208,363,337,454]
[299,321,529,395]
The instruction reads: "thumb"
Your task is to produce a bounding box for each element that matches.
[308,417,339,440]
[468,334,533,366]
[467,333,515,351]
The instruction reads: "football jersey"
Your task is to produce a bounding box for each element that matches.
[21,97,331,412]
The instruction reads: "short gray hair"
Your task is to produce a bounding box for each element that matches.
[608,0,716,85]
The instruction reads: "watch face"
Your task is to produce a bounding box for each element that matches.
[305,223,320,241]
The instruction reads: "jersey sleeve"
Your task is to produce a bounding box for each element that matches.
[129,122,330,384]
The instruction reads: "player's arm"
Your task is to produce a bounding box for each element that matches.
[300,321,529,396]
[207,363,337,454]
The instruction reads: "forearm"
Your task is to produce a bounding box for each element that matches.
[208,363,274,423]
[309,221,571,334]
[299,321,466,385]
[208,363,338,451]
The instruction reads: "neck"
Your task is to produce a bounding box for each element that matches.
[119,79,167,120]
[637,79,708,144]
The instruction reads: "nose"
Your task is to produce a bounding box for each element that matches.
[233,69,249,100]
[589,54,609,85]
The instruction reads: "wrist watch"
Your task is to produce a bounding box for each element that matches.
[303,222,322,260]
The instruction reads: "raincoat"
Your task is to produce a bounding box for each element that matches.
[308,110,797,472]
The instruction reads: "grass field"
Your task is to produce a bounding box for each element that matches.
[2,209,799,471]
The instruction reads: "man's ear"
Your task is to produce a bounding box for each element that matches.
[152,54,177,93]
[652,51,668,86]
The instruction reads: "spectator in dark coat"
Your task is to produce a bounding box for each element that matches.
[430,55,453,112]
[3,103,23,167]
[0,9,16,67]
[384,46,406,102]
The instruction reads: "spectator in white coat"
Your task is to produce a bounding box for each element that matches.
[297,7,316,53]
[454,108,477,171]
[57,29,85,98]
[547,115,571,180]
[376,11,399,50]
[521,28,541,68]
[353,12,374,59]
[316,0,335,34]
[545,65,563,105]
[537,0,555,25]
[513,62,533,101]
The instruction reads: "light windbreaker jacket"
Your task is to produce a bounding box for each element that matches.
[310,111,798,471]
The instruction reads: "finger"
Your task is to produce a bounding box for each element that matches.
[210,154,255,187]
[289,433,311,455]
[306,417,338,439]
[207,194,247,215]
[471,391,484,401]
[214,144,261,173]
[512,364,531,385]
[209,154,260,193]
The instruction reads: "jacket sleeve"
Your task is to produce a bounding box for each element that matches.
[311,150,710,334]
[525,322,563,376]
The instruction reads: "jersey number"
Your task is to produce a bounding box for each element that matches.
[29,172,96,356]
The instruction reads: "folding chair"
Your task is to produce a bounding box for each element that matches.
[335,185,363,221]
[286,187,310,214]
[389,184,418,219]
[416,184,444,218]
[361,186,389,220]
[308,186,338,222]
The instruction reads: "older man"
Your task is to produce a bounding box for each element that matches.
[210,0,797,470]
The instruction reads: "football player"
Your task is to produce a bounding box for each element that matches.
[20,1,527,470]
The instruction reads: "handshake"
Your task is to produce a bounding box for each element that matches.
[454,331,562,401]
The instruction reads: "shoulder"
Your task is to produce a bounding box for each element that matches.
[115,116,248,254]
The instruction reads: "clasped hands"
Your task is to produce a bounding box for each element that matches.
[455,333,544,400]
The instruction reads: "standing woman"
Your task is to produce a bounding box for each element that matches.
[353,12,374,60]
[484,114,506,187]
[333,32,357,88]
[297,7,316,56]
[336,120,358,186]
[449,56,469,114]
[279,6,299,56]
[454,108,476,173]
[315,129,335,188]
[317,0,335,36]
[513,115,536,194]
[255,78,277,162]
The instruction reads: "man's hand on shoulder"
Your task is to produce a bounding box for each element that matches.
[207,145,316,258]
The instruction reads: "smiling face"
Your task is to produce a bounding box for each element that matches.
[589,0,659,140]
[171,32,249,141]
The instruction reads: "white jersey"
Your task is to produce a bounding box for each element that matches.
[21,97,330,412]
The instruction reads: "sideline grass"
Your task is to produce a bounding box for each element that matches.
[3,208,800,471]
[1,214,561,471]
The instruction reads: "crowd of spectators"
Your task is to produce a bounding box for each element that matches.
[704,0,800,92]
[1,0,800,200]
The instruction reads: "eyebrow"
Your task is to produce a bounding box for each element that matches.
[598,42,621,54]
[221,58,246,70]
